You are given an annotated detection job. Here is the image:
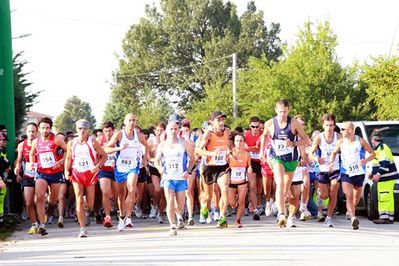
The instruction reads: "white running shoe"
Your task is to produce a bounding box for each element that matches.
[287,216,296,228]
[265,202,272,217]
[135,206,143,219]
[206,215,212,224]
[213,210,220,221]
[324,217,333,227]
[149,205,158,219]
[168,227,177,236]
[157,214,165,224]
[199,214,206,224]
[125,217,133,228]
[177,218,185,229]
[117,217,126,231]
[78,228,88,238]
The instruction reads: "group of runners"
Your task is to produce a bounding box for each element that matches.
[10,99,398,238]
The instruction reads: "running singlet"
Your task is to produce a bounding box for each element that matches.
[161,140,188,181]
[22,139,37,179]
[206,131,229,166]
[99,135,116,172]
[115,130,140,173]
[36,133,62,175]
[340,135,365,177]
[318,132,340,172]
[72,137,96,173]
[269,116,298,162]
[245,131,261,161]
[229,151,249,184]
[292,166,304,182]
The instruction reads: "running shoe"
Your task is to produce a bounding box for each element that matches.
[149,205,158,219]
[117,217,126,231]
[47,215,55,225]
[28,225,38,234]
[38,226,48,236]
[177,218,185,229]
[104,216,113,228]
[287,216,296,228]
[317,213,325,222]
[351,217,359,230]
[157,214,165,224]
[199,214,206,224]
[217,216,228,228]
[135,206,144,219]
[57,217,64,228]
[168,226,177,236]
[188,217,195,226]
[346,212,351,220]
[96,213,103,224]
[213,210,220,221]
[78,228,88,238]
[277,213,287,227]
[324,217,333,227]
[125,217,134,228]
[244,208,249,216]
[253,208,260,221]
[265,202,272,217]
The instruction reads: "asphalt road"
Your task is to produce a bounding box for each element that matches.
[1,214,399,265]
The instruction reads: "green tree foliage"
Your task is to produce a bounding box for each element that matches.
[54,96,96,133]
[13,52,41,134]
[238,21,372,131]
[105,0,282,121]
[360,56,399,120]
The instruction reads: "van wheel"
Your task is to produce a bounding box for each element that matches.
[367,184,379,220]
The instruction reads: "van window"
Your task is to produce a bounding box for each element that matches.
[366,125,399,156]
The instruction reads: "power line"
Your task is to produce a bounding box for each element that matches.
[116,54,233,79]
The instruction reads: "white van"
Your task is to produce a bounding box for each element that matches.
[336,121,399,219]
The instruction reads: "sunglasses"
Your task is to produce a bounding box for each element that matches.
[340,128,348,131]
[251,125,260,129]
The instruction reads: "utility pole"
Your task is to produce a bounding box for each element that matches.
[0,0,16,164]
[232,53,237,118]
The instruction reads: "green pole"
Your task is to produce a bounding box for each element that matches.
[0,0,16,164]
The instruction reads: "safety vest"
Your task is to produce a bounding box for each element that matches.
[371,142,399,182]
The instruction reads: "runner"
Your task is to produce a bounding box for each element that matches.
[65,119,107,237]
[260,100,310,227]
[245,116,263,220]
[29,117,67,236]
[55,132,68,228]
[228,133,252,228]
[97,121,118,228]
[196,111,231,228]
[105,113,149,231]
[154,121,195,236]
[330,121,375,230]
[308,114,341,227]
[260,132,275,217]
[15,123,39,234]
[135,128,150,219]
[147,122,167,223]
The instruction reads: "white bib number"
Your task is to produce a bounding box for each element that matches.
[116,156,135,172]
[231,167,246,182]
[346,160,364,176]
[23,162,37,178]
[166,156,181,175]
[104,153,116,167]
[213,151,226,165]
[75,156,93,172]
[273,140,293,156]
[39,152,56,168]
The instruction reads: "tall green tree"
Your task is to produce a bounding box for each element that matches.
[105,0,282,120]
[13,52,41,134]
[238,21,373,131]
[360,56,399,120]
[54,96,96,133]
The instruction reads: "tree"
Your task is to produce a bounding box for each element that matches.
[13,52,41,134]
[237,21,373,131]
[54,96,96,133]
[360,56,399,120]
[106,0,282,119]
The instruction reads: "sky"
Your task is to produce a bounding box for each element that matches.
[10,0,399,125]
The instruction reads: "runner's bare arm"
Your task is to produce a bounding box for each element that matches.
[104,130,124,153]
[308,135,321,163]
[14,142,24,176]
[359,137,376,165]
[291,119,311,147]
[195,130,215,157]
[154,143,164,175]
[139,133,149,167]
[247,151,253,173]
[183,140,195,172]
[64,140,73,180]
[93,140,107,167]
[55,137,68,151]
[329,139,342,166]
[28,139,37,169]
[259,120,272,161]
